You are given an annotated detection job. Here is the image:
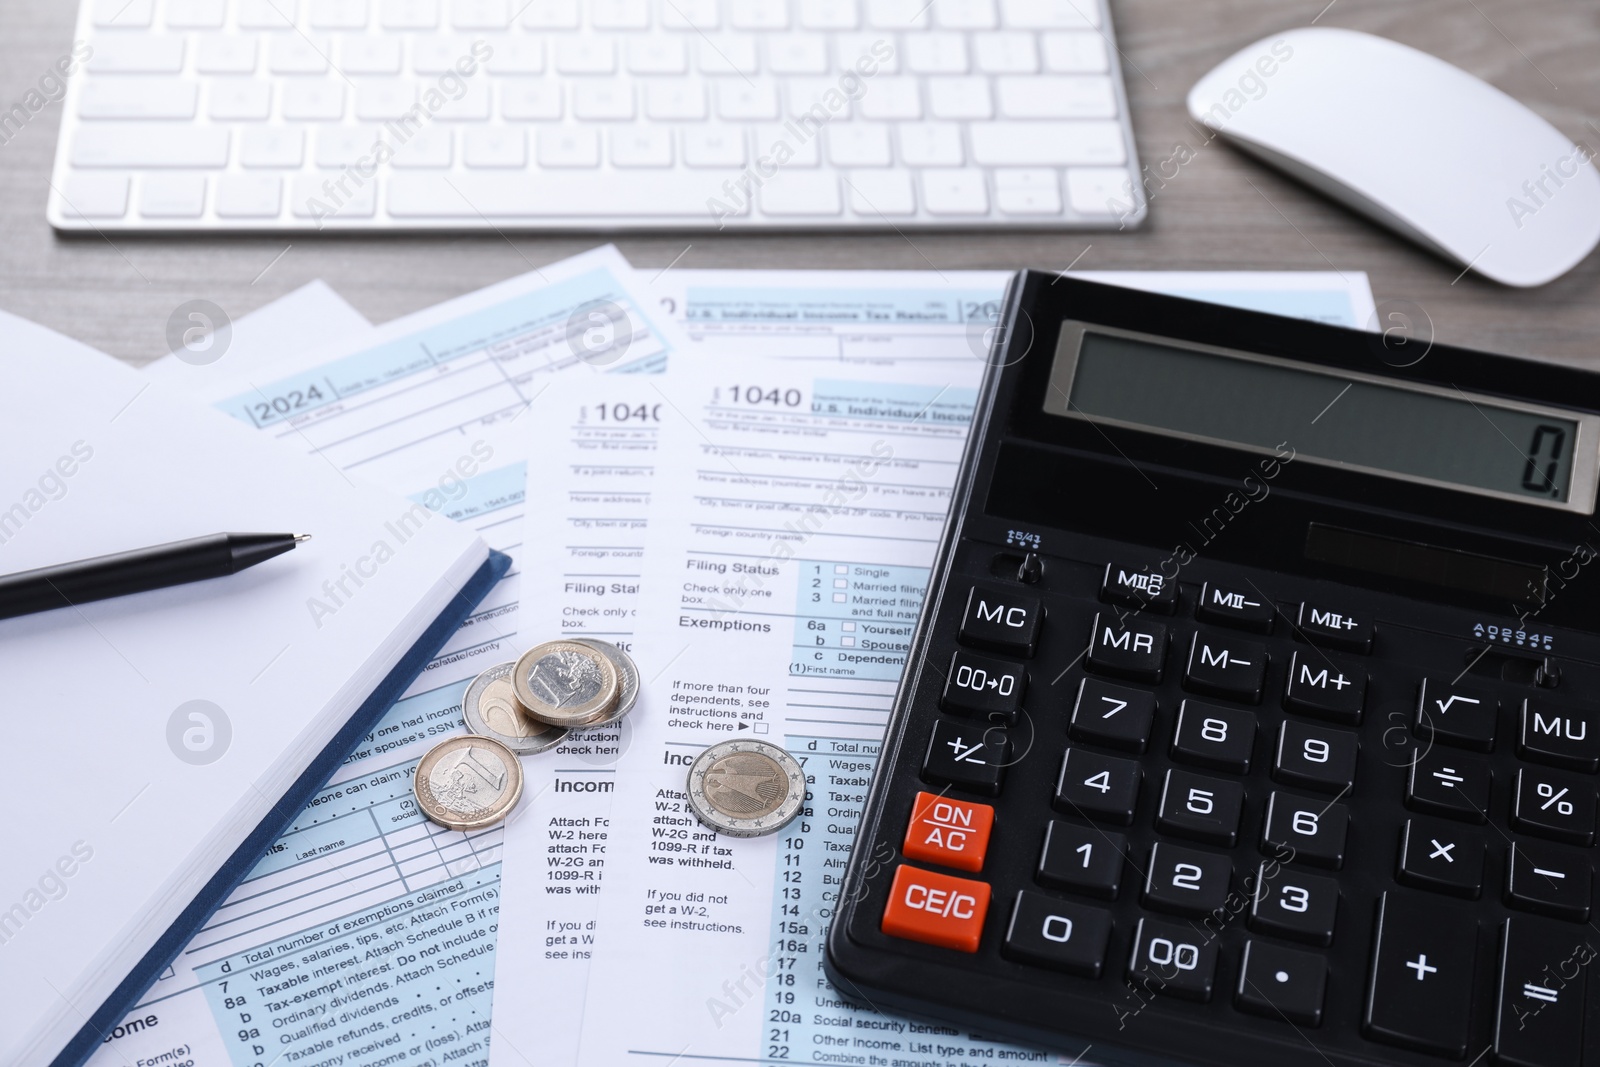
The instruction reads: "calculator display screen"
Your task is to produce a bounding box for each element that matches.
[1045,325,1591,510]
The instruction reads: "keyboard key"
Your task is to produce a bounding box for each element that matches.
[1068,677,1154,752]
[1195,582,1273,632]
[826,123,892,167]
[1001,0,1099,28]
[1002,891,1111,977]
[464,127,526,167]
[904,32,968,73]
[87,35,186,73]
[969,120,1125,165]
[1156,769,1243,846]
[1296,602,1373,652]
[1406,749,1491,822]
[1512,767,1596,845]
[1065,165,1132,216]
[1249,865,1338,945]
[1183,632,1267,703]
[1283,650,1365,723]
[921,169,990,214]
[760,173,843,215]
[209,79,273,121]
[166,0,225,27]
[880,864,990,952]
[1170,700,1255,773]
[1363,891,1476,1056]
[214,174,282,218]
[934,0,998,28]
[1128,917,1216,1001]
[1272,719,1357,793]
[973,30,1036,72]
[1520,698,1600,771]
[58,174,130,219]
[281,81,345,120]
[940,650,1026,723]
[1085,612,1166,682]
[897,123,964,166]
[957,583,1042,656]
[1398,819,1483,897]
[71,124,230,168]
[80,78,197,120]
[733,0,790,29]
[573,81,636,120]
[1142,842,1230,916]
[923,719,1009,795]
[902,791,993,872]
[845,169,916,216]
[537,127,600,167]
[1037,819,1124,898]
[240,127,304,168]
[1414,678,1498,750]
[1099,561,1175,613]
[1494,919,1587,1067]
[1054,748,1139,824]
[1234,940,1326,1025]
[1041,29,1108,72]
[1261,791,1347,868]
[996,75,1115,118]
[1506,841,1591,920]
[666,0,722,28]
[139,174,205,218]
[858,77,922,120]
[927,75,992,119]
[290,175,375,218]
[197,35,257,74]
[993,168,1061,215]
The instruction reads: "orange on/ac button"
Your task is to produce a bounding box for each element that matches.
[902,791,995,872]
[880,864,991,953]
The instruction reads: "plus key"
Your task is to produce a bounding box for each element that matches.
[1363,892,1477,1056]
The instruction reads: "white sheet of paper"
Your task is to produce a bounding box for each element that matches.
[489,270,1379,1067]
[0,310,487,1067]
[80,247,693,1067]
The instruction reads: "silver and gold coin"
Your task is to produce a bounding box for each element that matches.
[513,639,620,728]
[686,739,806,838]
[568,638,639,728]
[462,661,569,755]
[414,735,524,831]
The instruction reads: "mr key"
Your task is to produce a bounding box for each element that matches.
[827,276,1600,1067]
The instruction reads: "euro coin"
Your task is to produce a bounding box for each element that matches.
[686,739,806,838]
[462,661,569,755]
[414,735,524,831]
[569,638,639,728]
[514,639,620,728]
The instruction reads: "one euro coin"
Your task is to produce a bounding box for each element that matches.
[513,639,620,728]
[462,661,569,755]
[686,739,806,838]
[414,735,524,832]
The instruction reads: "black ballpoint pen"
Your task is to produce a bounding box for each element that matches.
[0,532,310,621]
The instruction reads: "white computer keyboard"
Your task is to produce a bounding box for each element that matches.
[49,0,1146,232]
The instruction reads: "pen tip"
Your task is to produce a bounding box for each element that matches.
[294,533,312,543]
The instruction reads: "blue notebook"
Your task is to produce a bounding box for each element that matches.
[0,319,504,1067]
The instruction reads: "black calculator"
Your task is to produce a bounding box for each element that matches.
[825,274,1600,1067]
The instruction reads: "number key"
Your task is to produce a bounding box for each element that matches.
[1037,819,1126,899]
[1273,719,1357,793]
[1156,769,1244,846]
[1171,700,1256,773]
[1249,863,1338,945]
[1128,917,1217,1001]
[1142,842,1231,916]
[1069,677,1155,752]
[1003,891,1113,978]
[1262,791,1348,868]
[1054,748,1141,824]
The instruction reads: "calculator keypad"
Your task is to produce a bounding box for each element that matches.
[879,556,1600,1065]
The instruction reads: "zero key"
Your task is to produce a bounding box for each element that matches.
[1362,891,1477,1057]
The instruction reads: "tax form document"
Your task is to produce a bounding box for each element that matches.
[490,270,1379,1067]
[87,248,685,1067]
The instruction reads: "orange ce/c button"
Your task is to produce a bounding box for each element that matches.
[902,791,995,872]
[880,864,992,953]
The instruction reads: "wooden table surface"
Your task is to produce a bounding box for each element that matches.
[2,0,1596,367]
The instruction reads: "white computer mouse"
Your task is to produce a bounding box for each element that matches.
[1186,27,1600,287]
